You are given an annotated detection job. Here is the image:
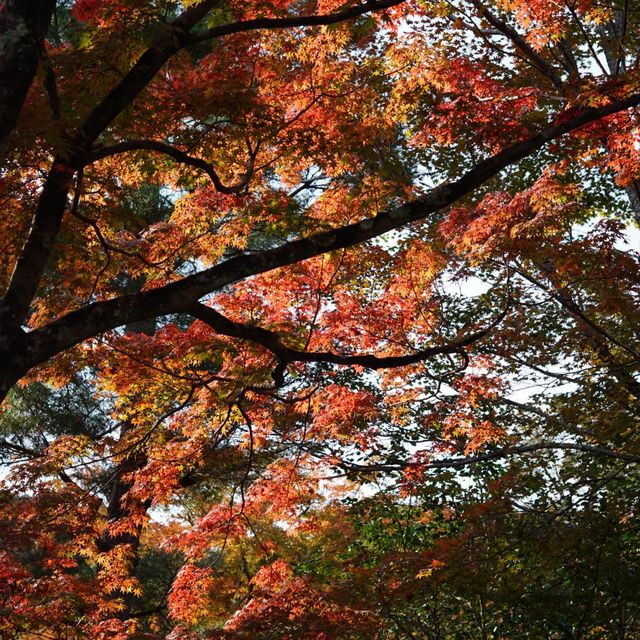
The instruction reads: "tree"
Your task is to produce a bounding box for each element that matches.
[1,0,640,637]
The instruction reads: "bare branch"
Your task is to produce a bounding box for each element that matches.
[341,441,640,474]
[189,0,408,43]
[188,302,504,382]
[88,139,255,195]
[466,0,564,88]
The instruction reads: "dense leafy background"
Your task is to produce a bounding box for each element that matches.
[1,0,640,638]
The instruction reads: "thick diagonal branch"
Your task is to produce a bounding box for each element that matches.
[14,92,640,381]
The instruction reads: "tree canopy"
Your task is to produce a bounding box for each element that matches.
[1,0,640,638]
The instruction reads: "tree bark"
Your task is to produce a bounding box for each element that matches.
[96,448,150,620]
[0,0,56,164]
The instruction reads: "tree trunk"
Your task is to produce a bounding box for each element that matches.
[0,0,56,164]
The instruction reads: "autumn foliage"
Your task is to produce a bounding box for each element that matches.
[1,0,640,638]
